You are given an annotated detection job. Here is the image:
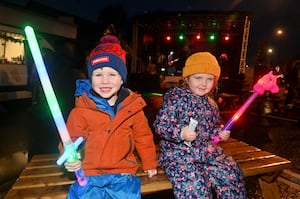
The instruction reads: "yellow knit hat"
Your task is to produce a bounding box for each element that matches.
[182,52,221,81]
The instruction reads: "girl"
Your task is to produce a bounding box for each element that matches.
[154,52,247,199]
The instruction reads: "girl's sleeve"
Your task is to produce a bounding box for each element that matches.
[153,90,184,143]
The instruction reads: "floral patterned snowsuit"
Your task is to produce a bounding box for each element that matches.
[153,87,247,199]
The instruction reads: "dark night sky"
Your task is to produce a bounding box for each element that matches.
[3,0,300,66]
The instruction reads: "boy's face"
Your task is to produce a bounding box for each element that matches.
[91,67,123,105]
[186,73,215,96]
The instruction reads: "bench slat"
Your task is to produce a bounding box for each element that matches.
[5,184,70,199]
[239,156,291,176]
[11,175,74,189]
[30,154,58,162]
[223,145,260,155]
[26,160,58,169]
[219,140,249,149]
[231,150,276,163]
[20,166,64,178]
[140,173,172,194]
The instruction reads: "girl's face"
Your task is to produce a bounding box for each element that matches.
[91,67,123,105]
[186,73,215,96]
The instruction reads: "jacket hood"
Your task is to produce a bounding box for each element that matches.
[74,79,130,117]
[75,79,91,97]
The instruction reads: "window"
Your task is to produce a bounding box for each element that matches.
[0,30,25,64]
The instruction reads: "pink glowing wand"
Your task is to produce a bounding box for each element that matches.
[25,26,87,186]
[213,71,283,144]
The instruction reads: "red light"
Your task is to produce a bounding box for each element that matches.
[196,34,201,40]
[166,35,171,41]
[224,34,230,41]
[167,21,172,27]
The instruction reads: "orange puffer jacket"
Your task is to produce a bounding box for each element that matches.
[65,90,157,176]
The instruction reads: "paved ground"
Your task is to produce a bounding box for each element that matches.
[1,97,300,198]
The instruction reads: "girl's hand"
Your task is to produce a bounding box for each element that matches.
[219,130,230,141]
[145,169,157,178]
[181,126,197,142]
[64,160,82,172]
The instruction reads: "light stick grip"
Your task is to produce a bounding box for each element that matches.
[58,138,87,186]
[212,92,259,144]
[75,168,88,186]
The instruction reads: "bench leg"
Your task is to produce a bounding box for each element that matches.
[258,172,281,199]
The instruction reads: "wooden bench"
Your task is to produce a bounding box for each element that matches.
[4,138,291,199]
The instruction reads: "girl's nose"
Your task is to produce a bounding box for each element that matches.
[201,80,207,86]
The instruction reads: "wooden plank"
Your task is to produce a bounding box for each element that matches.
[20,166,64,178]
[223,145,261,155]
[11,175,74,189]
[219,137,240,144]
[5,184,70,199]
[26,159,58,169]
[231,150,276,163]
[239,156,291,176]
[219,140,249,149]
[140,173,172,195]
[30,154,58,162]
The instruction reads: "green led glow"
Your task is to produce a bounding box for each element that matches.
[209,34,216,41]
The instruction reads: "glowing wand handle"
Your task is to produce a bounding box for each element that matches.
[24,26,87,186]
[212,92,258,144]
[223,92,258,130]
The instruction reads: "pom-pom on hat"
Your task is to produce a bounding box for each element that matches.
[87,35,127,83]
[182,52,221,82]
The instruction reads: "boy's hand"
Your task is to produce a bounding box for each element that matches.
[64,160,82,172]
[219,130,230,141]
[145,169,157,178]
